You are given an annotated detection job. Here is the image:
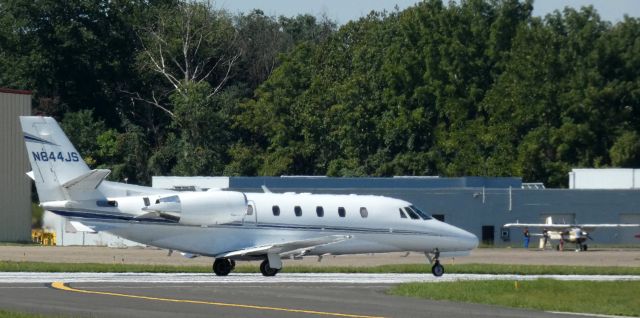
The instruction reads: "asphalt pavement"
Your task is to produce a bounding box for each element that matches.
[0,282,596,318]
[1,272,634,318]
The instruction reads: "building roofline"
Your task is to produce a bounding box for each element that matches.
[0,88,32,95]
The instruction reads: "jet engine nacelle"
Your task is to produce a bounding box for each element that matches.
[179,191,247,226]
[146,191,248,225]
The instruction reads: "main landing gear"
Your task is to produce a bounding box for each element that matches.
[260,259,279,276]
[212,258,235,276]
[425,248,444,277]
[213,257,281,277]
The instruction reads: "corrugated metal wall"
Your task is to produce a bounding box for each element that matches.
[0,90,32,242]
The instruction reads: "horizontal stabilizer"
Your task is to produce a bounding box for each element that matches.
[68,221,96,233]
[62,169,110,191]
[215,235,352,259]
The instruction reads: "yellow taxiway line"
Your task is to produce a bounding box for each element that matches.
[51,281,384,318]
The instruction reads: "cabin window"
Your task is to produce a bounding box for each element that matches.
[338,207,346,217]
[409,205,432,220]
[360,207,368,218]
[294,206,302,217]
[316,206,324,217]
[246,205,253,215]
[272,205,280,216]
[96,200,118,207]
[404,207,420,220]
[399,208,407,218]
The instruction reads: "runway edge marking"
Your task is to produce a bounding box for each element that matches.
[50,281,384,318]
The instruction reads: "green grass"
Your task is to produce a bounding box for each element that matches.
[0,310,55,318]
[279,263,640,275]
[1,260,639,275]
[0,261,209,273]
[389,279,640,317]
[0,242,39,247]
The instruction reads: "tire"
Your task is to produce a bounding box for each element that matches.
[582,244,588,252]
[431,261,444,277]
[260,259,279,277]
[213,258,232,276]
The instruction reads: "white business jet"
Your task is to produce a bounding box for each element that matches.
[20,116,478,277]
[505,217,640,251]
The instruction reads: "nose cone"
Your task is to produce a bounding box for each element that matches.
[441,222,479,251]
[459,227,479,251]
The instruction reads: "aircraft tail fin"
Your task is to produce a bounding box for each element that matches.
[20,116,106,202]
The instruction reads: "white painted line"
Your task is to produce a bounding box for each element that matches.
[0,273,639,284]
[548,311,637,318]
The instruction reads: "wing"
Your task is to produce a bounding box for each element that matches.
[503,223,573,230]
[505,223,640,233]
[215,235,352,259]
[579,224,640,232]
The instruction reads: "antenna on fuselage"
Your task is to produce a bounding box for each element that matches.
[261,185,272,193]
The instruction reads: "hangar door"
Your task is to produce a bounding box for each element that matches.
[540,213,575,225]
[619,214,640,244]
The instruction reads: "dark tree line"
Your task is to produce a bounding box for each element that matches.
[1,0,639,187]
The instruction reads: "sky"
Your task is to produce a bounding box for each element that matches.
[217,0,640,25]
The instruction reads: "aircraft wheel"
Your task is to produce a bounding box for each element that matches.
[213,258,233,276]
[260,259,279,277]
[431,261,444,277]
[582,244,588,252]
[230,260,236,270]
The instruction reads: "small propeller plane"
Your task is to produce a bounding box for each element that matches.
[20,116,478,277]
[504,217,640,251]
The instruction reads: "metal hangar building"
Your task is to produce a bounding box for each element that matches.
[0,88,32,242]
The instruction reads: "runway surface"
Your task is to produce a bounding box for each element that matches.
[0,272,639,283]
[0,273,637,318]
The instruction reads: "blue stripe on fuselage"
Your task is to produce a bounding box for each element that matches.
[47,209,439,236]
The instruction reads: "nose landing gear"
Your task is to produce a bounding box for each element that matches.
[425,248,444,277]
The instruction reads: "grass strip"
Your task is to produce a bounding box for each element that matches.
[0,261,639,275]
[279,263,640,275]
[389,279,640,317]
[0,310,55,318]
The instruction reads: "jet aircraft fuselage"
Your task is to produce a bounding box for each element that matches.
[21,116,478,276]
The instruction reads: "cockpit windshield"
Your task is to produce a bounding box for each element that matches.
[407,205,432,220]
[403,207,420,219]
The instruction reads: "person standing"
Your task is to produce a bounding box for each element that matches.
[523,227,530,248]
[542,228,549,249]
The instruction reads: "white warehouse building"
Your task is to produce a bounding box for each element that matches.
[569,168,640,189]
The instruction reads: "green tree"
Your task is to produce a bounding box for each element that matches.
[610,131,640,167]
